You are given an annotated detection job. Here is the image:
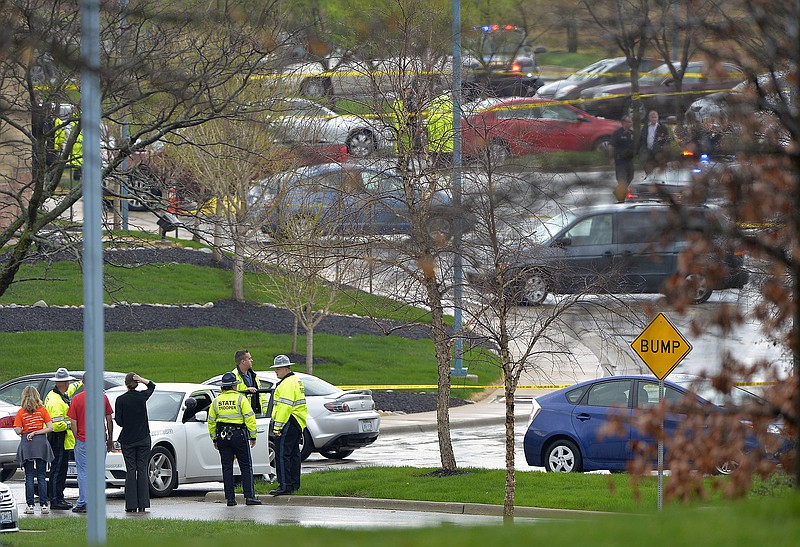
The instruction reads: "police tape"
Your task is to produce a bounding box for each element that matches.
[337,381,778,390]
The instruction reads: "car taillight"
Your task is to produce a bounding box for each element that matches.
[324,401,351,412]
[527,400,541,427]
[0,416,15,428]
[510,62,521,73]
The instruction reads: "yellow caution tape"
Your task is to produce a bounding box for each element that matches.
[338,381,776,390]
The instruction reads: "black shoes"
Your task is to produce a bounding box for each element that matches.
[245,498,262,505]
[226,500,237,506]
[51,501,73,510]
[269,488,294,496]
[72,505,87,513]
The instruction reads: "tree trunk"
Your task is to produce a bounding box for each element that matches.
[212,199,222,263]
[503,364,517,520]
[566,20,578,53]
[232,238,244,302]
[305,303,314,375]
[292,315,298,355]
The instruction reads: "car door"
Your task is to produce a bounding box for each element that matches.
[360,168,409,234]
[614,210,677,293]
[631,379,690,463]
[533,103,587,151]
[552,212,616,293]
[570,379,633,465]
[181,390,227,481]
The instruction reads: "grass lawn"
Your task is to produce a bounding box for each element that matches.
[0,328,501,391]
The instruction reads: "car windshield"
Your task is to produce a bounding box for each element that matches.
[107,389,186,422]
[568,59,620,82]
[639,63,674,85]
[670,378,764,408]
[534,210,577,243]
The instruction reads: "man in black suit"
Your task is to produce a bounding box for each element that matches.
[638,110,671,173]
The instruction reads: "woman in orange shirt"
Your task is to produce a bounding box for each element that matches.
[14,386,54,515]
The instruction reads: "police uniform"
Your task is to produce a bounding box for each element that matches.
[208,374,261,506]
[43,369,82,510]
[270,356,308,495]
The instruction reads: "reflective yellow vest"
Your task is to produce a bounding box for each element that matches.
[43,381,82,450]
[231,367,268,415]
[426,93,454,154]
[271,373,308,434]
[208,390,257,441]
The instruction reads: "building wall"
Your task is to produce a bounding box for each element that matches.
[0,75,32,232]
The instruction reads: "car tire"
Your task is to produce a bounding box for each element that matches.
[300,77,333,98]
[299,429,314,462]
[715,458,740,475]
[264,437,277,482]
[521,272,549,306]
[319,448,355,460]
[544,439,583,473]
[148,445,177,497]
[687,273,713,304]
[0,466,17,481]
[485,139,511,163]
[346,129,377,158]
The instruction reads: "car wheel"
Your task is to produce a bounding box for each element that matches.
[544,439,583,473]
[593,136,612,156]
[485,139,511,163]
[299,429,314,462]
[0,466,17,481]
[300,77,332,98]
[521,273,549,306]
[264,437,277,482]
[319,448,355,460]
[346,129,377,158]
[427,215,453,241]
[687,273,712,304]
[148,446,177,497]
[715,459,740,475]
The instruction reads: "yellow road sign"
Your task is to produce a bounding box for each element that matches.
[630,313,692,380]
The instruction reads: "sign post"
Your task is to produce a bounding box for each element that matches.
[630,312,692,511]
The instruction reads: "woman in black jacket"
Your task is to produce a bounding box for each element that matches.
[114,373,155,513]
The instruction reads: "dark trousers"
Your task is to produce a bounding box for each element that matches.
[121,435,151,511]
[47,432,69,504]
[217,427,255,502]
[275,420,302,492]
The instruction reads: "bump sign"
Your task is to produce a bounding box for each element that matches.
[631,313,692,380]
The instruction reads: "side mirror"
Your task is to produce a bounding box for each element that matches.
[553,236,572,248]
[193,410,208,422]
[576,115,589,123]
[664,78,674,87]
[533,46,547,54]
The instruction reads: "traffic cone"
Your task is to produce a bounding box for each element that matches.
[167,187,181,213]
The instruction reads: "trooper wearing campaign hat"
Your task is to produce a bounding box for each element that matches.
[207,372,261,506]
[269,355,308,496]
[43,368,82,510]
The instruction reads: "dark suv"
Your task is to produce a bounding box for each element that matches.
[466,203,749,305]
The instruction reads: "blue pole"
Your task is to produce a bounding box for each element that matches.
[80,0,107,543]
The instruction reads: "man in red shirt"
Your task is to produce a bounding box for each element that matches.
[67,388,113,514]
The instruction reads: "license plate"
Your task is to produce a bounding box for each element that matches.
[359,420,373,432]
[68,463,77,476]
[1,510,11,524]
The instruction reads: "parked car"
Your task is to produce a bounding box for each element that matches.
[537,57,658,101]
[0,371,126,481]
[465,202,749,305]
[461,97,621,162]
[579,61,745,121]
[249,161,471,239]
[461,24,546,100]
[522,375,789,473]
[0,402,20,482]
[264,97,393,159]
[66,383,275,497]
[625,157,735,204]
[0,481,19,533]
[204,371,380,461]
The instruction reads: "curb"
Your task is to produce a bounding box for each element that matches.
[379,414,509,435]
[204,492,605,520]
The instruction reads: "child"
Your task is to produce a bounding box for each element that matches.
[14,386,54,514]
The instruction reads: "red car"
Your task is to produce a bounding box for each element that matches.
[461,97,621,162]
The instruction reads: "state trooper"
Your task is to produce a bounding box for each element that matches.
[208,372,262,506]
[43,368,82,510]
[269,355,308,496]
